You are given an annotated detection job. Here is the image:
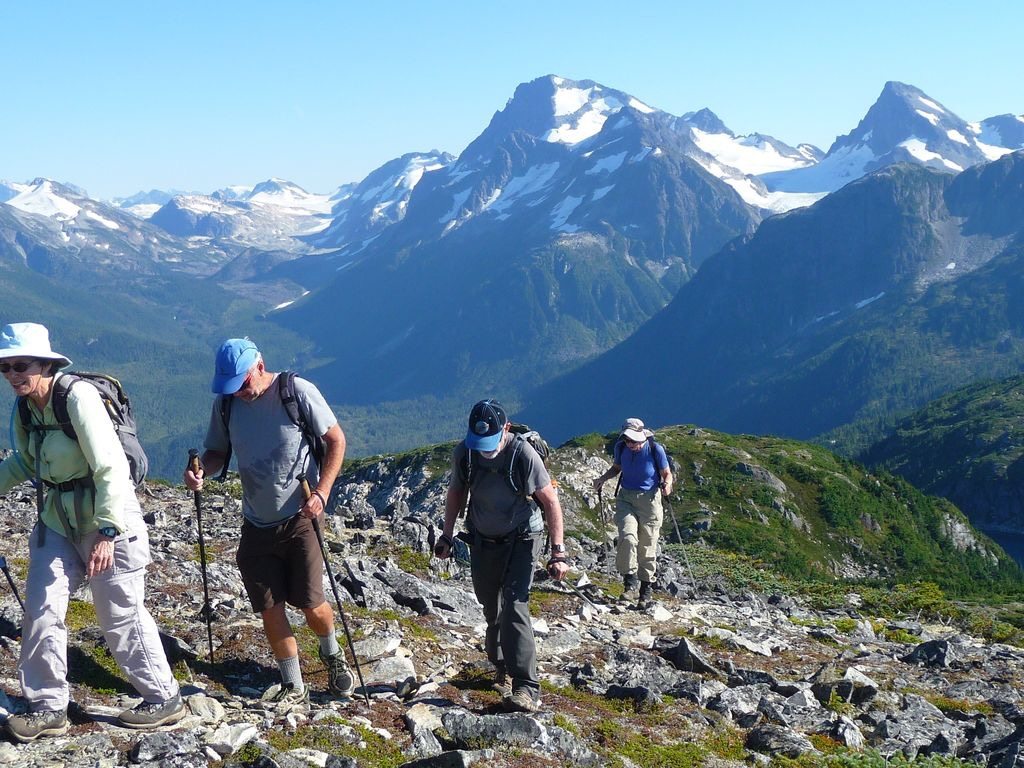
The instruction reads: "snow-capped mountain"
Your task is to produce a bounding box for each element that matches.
[667,109,826,212]
[762,82,1021,193]
[307,151,453,249]
[148,178,336,251]
[0,178,231,276]
[973,113,1024,150]
[275,75,764,406]
[110,189,182,219]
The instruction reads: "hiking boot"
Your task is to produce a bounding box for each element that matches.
[491,668,512,697]
[319,648,355,697]
[116,694,186,729]
[503,687,541,713]
[260,682,309,707]
[637,581,654,609]
[5,709,69,743]
[620,574,639,602]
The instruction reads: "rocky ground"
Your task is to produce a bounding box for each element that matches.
[0,449,1023,767]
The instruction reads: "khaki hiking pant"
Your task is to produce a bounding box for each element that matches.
[615,488,664,584]
[20,498,179,712]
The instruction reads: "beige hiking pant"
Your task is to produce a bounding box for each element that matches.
[615,488,663,583]
[20,499,179,712]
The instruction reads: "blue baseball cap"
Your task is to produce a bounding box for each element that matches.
[465,399,507,451]
[211,338,260,394]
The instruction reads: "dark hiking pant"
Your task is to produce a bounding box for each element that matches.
[470,532,542,694]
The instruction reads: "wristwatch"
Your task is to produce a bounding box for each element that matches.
[97,526,118,538]
[551,543,566,554]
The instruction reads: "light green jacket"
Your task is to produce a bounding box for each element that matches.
[0,372,131,539]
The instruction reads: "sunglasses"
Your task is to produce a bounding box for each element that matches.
[0,361,37,374]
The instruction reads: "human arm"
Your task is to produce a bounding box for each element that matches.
[659,465,673,496]
[434,482,467,559]
[656,443,673,496]
[65,384,129,576]
[299,423,345,519]
[592,463,621,492]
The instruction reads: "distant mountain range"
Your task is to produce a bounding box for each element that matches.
[1,74,1023,473]
[523,149,1024,451]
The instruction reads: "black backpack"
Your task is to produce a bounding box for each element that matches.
[18,371,149,487]
[216,371,324,480]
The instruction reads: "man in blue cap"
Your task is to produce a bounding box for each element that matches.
[183,338,352,705]
[433,399,569,713]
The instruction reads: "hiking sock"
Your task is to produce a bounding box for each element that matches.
[318,633,341,658]
[276,655,304,691]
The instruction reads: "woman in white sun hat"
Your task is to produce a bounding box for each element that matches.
[0,322,183,743]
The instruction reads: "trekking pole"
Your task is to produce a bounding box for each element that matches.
[597,486,611,553]
[188,450,215,665]
[663,494,697,587]
[299,474,371,705]
[0,556,25,614]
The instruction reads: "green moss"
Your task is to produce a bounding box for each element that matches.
[832,618,858,634]
[66,599,97,631]
[883,628,922,644]
[552,713,579,735]
[922,693,994,716]
[825,689,855,717]
[595,719,709,767]
[266,717,405,768]
[701,724,746,760]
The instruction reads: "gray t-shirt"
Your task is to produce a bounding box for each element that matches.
[451,436,550,537]
[204,374,337,527]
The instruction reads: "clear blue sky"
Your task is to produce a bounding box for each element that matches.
[3,1,1021,200]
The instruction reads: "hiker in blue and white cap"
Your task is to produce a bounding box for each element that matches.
[592,418,673,609]
[0,322,183,743]
[434,399,569,714]
[184,338,353,705]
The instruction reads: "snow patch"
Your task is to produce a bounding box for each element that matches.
[691,128,815,175]
[976,140,1014,161]
[917,96,945,113]
[900,139,963,171]
[438,188,473,224]
[946,129,969,145]
[631,147,653,163]
[915,109,940,126]
[488,163,561,214]
[945,262,956,270]
[591,185,615,201]
[855,292,885,310]
[628,97,655,114]
[272,290,311,311]
[585,152,627,175]
[550,195,584,232]
[85,209,120,230]
[6,181,81,219]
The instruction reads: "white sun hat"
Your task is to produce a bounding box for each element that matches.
[0,323,73,368]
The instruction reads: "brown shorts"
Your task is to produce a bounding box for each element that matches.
[236,514,325,613]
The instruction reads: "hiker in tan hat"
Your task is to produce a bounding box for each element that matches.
[592,418,673,608]
[0,322,183,743]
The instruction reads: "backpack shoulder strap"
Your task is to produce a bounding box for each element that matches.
[278,371,302,428]
[216,394,233,482]
[648,436,668,472]
[279,371,326,468]
[49,375,79,441]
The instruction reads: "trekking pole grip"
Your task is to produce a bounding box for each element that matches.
[188,448,202,474]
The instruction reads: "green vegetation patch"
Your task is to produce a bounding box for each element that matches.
[266,717,405,768]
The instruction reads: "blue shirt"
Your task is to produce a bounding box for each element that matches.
[614,439,668,491]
